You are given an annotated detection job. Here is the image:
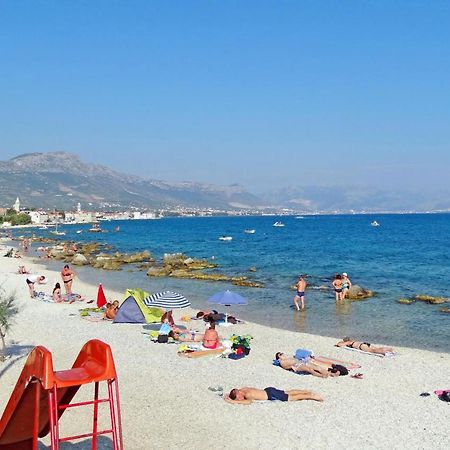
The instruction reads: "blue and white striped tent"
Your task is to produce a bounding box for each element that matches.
[143,291,190,309]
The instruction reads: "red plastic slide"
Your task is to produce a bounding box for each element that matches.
[0,339,123,450]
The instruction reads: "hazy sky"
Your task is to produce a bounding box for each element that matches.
[1,1,449,193]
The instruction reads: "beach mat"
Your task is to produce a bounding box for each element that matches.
[179,347,225,358]
[342,347,395,358]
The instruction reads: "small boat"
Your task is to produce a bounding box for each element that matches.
[273,221,285,227]
[50,224,65,236]
[89,222,102,232]
[371,221,380,227]
[219,236,232,241]
[295,216,304,219]
[115,226,120,232]
[39,225,48,230]
[76,230,83,234]
[244,229,255,234]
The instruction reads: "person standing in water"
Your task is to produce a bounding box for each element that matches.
[342,272,352,299]
[332,274,344,302]
[293,275,307,311]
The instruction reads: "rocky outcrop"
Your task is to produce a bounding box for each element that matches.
[346,285,374,300]
[415,295,447,304]
[397,298,414,305]
[71,253,89,265]
[440,307,450,314]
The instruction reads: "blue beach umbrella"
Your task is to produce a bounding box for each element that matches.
[208,290,247,325]
[143,291,190,309]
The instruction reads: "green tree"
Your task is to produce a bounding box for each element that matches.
[0,287,18,361]
[9,213,31,226]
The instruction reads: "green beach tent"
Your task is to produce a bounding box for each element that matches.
[113,288,164,324]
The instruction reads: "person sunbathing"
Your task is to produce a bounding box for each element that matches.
[203,322,220,349]
[18,265,30,274]
[275,352,346,377]
[335,338,394,355]
[224,387,324,404]
[168,330,204,342]
[105,301,119,320]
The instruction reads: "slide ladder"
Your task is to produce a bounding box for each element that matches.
[0,339,123,450]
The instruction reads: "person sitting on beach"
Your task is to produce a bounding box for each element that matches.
[275,352,347,377]
[335,338,394,355]
[4,248,14,257]
[168,330,204,342]
[161,310,185,333]
[341,273,352,299]
[61,264,76,295]
[224,387,324,405]
[332,274,344,301]
[26,275,47,298]
[53,283,62,303]
[17,265,30,274]
[196,310,218,319]
[203,321,220,349]
[104,301,119,320]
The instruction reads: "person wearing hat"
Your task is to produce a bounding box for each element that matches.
[342,273,352,299]
[293,275,307,311]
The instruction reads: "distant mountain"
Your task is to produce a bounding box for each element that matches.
[0,152,265,210]
[260,185,450,213]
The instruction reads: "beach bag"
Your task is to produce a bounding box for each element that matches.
[157,334,168,343]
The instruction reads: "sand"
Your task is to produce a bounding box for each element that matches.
[0,244,449,449]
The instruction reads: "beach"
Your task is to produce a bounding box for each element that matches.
[0,247,449,450]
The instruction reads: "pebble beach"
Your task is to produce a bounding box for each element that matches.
[0,247,449,450]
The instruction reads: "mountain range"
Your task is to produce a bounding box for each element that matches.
[0,152,448,212]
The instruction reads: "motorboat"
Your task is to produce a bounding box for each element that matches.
[219,236,233,241]
[76,230,83,234]
[295,216,304,219]
[89,222,102,232]
[371,221,380,227]
[244,229,255,234]
[39,225,48,230]
[273,221,285,227]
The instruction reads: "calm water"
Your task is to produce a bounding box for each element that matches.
[21,214,450,352]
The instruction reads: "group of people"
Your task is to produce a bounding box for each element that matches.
[225,337,395,405]
[159,310,221,349]
[293,272,353,310]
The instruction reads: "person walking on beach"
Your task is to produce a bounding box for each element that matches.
[332,274,344,302]
[61,264,76,295]
[293,275,307,311]
[224,387,323,404]
[342,273,352,299]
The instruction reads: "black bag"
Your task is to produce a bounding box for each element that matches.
[157,334,168,343]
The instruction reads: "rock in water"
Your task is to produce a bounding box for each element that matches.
[347,285,374,300]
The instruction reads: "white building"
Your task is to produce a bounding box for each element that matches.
[27,211,49,224]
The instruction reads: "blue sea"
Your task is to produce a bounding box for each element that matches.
[20,214,450,352]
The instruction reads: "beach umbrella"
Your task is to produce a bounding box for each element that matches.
[97,283,107,308]
[143,291,190,309]
[208,290,247,325]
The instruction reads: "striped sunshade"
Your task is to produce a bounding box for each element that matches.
[143,291,190,309]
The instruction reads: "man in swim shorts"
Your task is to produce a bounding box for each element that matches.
[224,387,323,404]
[293,275,307,311]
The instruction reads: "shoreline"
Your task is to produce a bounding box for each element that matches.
[1,245,450,449]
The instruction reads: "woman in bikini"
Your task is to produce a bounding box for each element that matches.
[202,322,220,349]
[332,274,344,302]
[53,282,62,303]
[336,337,394,355]
[61,264,76,295]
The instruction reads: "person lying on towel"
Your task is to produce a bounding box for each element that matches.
[275,352,348,377]
[335,338,394,355]
[224,387,323,404]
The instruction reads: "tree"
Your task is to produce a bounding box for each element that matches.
[0,286,18,361]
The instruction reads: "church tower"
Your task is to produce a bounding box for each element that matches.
[13,197,20,212]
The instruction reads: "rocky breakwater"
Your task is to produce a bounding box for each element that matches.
[397,295,450,313]
[147,253,264,288]
[90,250,154,270]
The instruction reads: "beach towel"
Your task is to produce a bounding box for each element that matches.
[342,347,395,357]
[34,291,54,303]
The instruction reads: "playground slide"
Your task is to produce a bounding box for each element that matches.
[0,345,82,449]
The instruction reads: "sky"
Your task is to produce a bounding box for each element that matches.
[1,0,449,194]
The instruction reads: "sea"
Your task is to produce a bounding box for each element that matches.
[15,214,450,352]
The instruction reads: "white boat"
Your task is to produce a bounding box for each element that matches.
[89,222,102,233]
[244,229,255,234]
[76,230,83,234]
[295,216,304,219]
[39,225,48,230]
[50,224,65,236]
[219,236,233,241]
[371,221,380,227]
[273,221,285,227]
